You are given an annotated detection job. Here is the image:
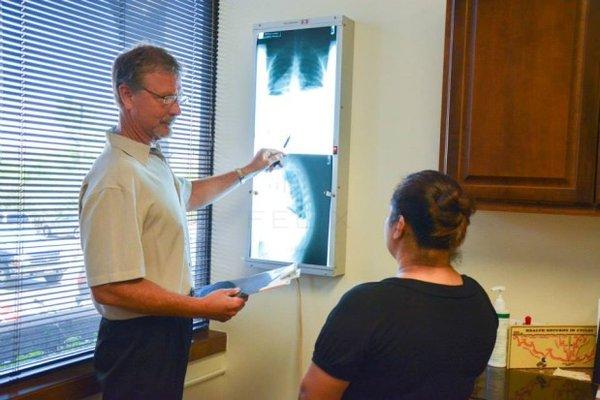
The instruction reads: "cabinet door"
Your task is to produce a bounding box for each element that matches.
[597,120,600,205]
[440,0,600,206]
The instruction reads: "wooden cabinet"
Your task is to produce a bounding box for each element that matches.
[440,0,600,212]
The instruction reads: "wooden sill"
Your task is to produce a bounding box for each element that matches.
[0,329,226,400]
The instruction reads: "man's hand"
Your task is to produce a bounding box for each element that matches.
[243,148,284,175]
[199,288,247,322]
[91,278,247,321]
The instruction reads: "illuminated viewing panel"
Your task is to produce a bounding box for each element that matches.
[247,16,354,276]
[253,25,338,155]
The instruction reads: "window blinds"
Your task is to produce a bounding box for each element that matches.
[0,0,216,383]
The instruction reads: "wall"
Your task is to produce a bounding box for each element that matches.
[210,1,600,399]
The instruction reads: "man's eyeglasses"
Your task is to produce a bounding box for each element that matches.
[141,87,190,106]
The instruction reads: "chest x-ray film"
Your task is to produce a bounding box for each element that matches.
[247,16,354,276]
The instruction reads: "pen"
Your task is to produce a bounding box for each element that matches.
[273,135,290,168]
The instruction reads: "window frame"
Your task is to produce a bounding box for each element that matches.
[0,0,220,385]
[0,330,227,399]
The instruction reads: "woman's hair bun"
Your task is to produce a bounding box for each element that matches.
[390,170,475,251]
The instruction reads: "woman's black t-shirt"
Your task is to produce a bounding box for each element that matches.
[312,275,498,400]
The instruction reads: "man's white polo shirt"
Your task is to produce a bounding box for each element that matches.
[79,131,193,320]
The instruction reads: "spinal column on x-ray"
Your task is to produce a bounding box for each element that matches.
[250,154,332,266]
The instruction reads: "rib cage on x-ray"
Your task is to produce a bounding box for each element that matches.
[253,25,337,155]
[262,27,336,95]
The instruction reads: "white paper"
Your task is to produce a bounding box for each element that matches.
[552,368,591,381]
[194,263,300,298]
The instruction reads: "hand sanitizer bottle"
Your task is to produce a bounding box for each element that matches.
[488,286,510,368]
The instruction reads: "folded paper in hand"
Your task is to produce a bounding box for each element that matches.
[194,263,300,299]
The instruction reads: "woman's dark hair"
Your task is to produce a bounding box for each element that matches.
[390,170,475,252]
[112,44,181,104]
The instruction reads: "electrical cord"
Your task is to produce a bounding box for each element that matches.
[296,276,304,382]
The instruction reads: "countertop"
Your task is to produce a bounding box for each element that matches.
[470,366,599,400]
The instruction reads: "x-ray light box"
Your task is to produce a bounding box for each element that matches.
[246,15,354,276]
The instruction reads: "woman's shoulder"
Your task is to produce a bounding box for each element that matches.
[337,280,402,309]
[460,274,489,295]
[345,280,390,297]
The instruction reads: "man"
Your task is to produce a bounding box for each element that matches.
[79,45,282,399]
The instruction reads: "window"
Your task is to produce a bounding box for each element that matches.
[0,0,217,383]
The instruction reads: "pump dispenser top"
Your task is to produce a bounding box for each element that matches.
[491,286,508,314]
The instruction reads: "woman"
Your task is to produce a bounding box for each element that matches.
[299,170,498,400]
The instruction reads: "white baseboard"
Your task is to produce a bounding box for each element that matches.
[184,368,226,388]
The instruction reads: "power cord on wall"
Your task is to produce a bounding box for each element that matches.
[296,277,304,382]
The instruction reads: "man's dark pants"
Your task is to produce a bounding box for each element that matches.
[95,316,193,400]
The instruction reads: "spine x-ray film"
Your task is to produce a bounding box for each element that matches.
[247,16,354,277]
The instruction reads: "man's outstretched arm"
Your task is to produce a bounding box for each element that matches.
[187,148,283,210]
